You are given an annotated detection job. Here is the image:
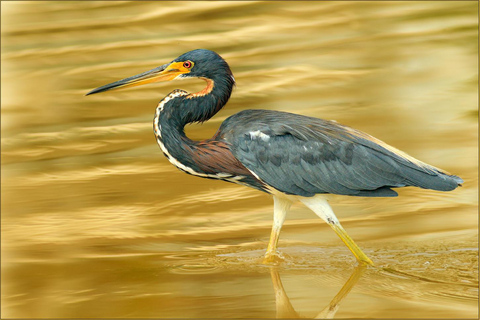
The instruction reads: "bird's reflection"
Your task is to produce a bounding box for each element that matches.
[270,265,367,319]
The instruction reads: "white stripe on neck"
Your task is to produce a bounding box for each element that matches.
[153,90,245,183]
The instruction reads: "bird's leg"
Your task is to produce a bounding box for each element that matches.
[329,223,374,266]
[299,196,374,266]
[263,195,292,264]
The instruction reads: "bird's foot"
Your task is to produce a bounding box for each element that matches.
[356,255,374,267]
[262,251,285,265]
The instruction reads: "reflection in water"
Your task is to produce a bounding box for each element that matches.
[270,266,300,318]
[316,265,366,319]
[270,265,367,319]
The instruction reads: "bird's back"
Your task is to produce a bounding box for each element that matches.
[217,109,462,197]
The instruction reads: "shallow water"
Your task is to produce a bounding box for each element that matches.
[1,1,478,318]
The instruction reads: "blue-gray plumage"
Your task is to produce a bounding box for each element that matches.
[218,109,462,198]
[87,49,463,266]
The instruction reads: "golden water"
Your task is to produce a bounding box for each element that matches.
[1,1,478,318]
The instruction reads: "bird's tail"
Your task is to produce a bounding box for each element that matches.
[362,132,463,192]
[396,160,463,192]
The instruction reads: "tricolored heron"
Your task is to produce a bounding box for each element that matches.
[87,49,462,266]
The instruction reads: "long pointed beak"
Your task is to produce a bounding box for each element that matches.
[86,61,189,96]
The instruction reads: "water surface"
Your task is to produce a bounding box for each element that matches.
[1,1,478,318]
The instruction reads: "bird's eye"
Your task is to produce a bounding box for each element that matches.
[183,61,193,69]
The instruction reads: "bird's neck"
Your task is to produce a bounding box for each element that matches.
[153,74,234,174]
[179,74,234,125]
[156,73,234,132]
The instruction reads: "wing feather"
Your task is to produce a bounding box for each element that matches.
[218,110,462,197]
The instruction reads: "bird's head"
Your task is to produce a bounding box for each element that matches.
[86,49,234,96]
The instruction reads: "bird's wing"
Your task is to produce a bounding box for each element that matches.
[220,110,460,197]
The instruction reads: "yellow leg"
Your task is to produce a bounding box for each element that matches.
[299,195,374,266]
[263,227,281,264]
[263,196,292,264]
[330,223,374,266]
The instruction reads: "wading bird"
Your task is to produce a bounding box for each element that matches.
[87,49,462,266]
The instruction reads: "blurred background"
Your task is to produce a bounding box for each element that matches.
[1,1,478,318]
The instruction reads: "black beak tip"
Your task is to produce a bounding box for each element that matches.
[85,86,108,96]
[85,89,97,96]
